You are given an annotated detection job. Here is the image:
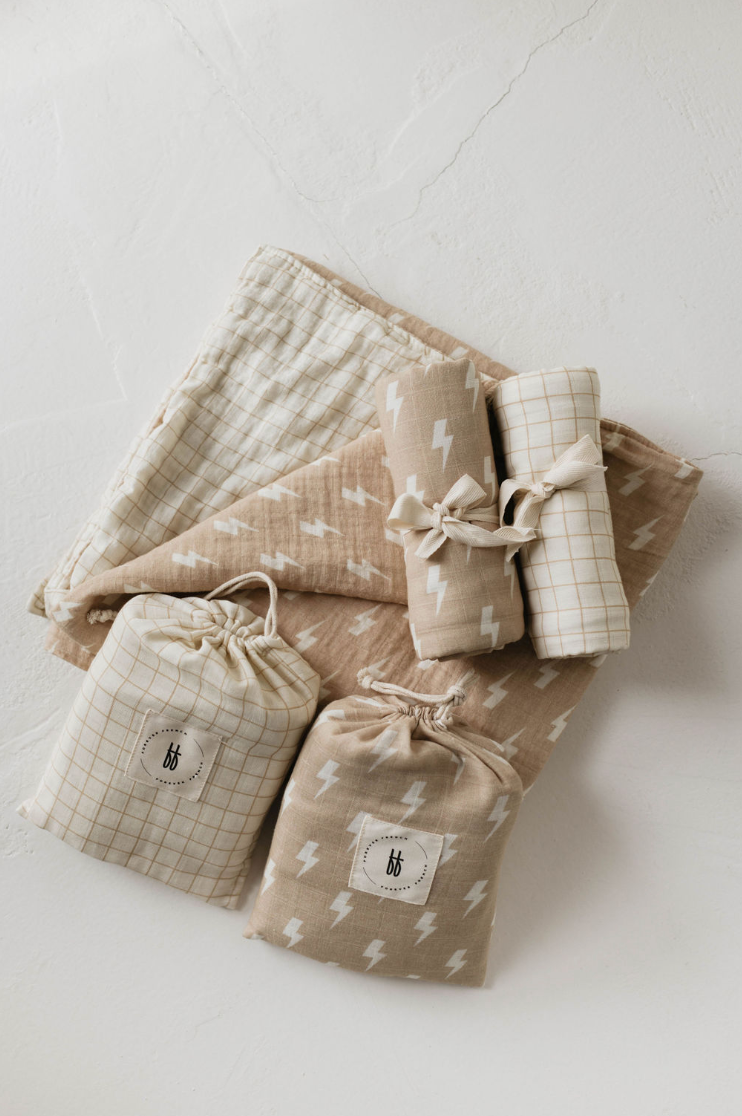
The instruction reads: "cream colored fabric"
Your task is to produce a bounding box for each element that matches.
[494,368,631,659]
[26,247,703,793]
[18,574,319,907]
[244,676,523,986]
[376,359,525,659]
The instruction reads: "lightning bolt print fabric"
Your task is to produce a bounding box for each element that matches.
[24,247,702,808]
[244,677,523,986]
[376,358,525,661]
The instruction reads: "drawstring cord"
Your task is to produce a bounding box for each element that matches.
[205,571,279,639]
[86,570,280,638]
[357,668,467,727]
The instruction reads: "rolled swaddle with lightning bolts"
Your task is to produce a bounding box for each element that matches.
[492,366,630,659]
[376,358,529,660]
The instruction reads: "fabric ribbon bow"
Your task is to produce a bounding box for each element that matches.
[387,474,535,560]
[498,434,607,560]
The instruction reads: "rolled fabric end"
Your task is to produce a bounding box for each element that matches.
[375,358,525,660]
[493,367,630,660]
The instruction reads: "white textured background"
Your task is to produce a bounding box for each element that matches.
[2,2,741,1114]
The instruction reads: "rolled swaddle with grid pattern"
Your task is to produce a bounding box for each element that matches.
[492,367,630,660]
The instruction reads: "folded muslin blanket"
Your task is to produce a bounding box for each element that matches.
[29,246,702,793]
[494,367,631,659]
[377,357,526,660]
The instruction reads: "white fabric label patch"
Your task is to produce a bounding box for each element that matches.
[348,814,444,905]
[125,710,223,802]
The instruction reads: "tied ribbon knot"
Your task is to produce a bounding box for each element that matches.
[387,474,535,560]
[498,434,607,560]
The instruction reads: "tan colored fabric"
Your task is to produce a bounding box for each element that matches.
[19,575,319,907]
[244,679,523,986]
[493,368,631,658]
[27,247,703,792]
[376,358,525,659]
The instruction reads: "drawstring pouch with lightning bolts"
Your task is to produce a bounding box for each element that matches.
[18,573,319,907]
[376,357,531,661]
[244,669,523,987]
[493,366,631,659]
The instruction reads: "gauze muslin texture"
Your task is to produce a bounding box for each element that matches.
[376,358,526,660]
[26,246,702,793]
[18,573,319,906]
[244,674,523,986]
[493,367,631,659]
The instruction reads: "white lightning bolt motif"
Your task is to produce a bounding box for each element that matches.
[52,601,82,624]
[480,605,500,648]
[260,551,305,571]
[406,474,425,501]
[385,528,404,546]
[171,550,216,569]
[462,880,488,917]
[386,381,404,431]
[368,727,399,772]
[548,706,575,742]
[261,858,277,893]
[449,752,466,784]
[329,891,354,929]
[346,811,367,850]
[465,361,479,410]
[361,657,390,682]
[485,796,510,841]
[440,833,458,865]
[314,760,340,798]
[295,840,320,877]
[414,912,438,945]
[294,620,326,653]
[363,939,387,970]
[601,430,624,453]
[483,672,514,709]
[315,708,346,726]
[347,558,391,582]
[258,483,299,501]
[282,918,304,948]
[341,485,384,507]
[214,517,258,535]
[639,573,658,598]
[432,418,453,470]
[445,950,467,978]
[499,729,523,760]
[400,780,427,823]
[280,778,296,814]
[674,459,693,479]
[426,565,448,614]
[318,671,340,701]
[535,662,559,689]
[619,466,648,496]
[628,517,661,550]
[484,454,496,501]
[348,605,380,636]
[299,519,343,538]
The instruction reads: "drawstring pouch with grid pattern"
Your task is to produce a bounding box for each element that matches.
[244,670,523,986]
[18,573,320,908]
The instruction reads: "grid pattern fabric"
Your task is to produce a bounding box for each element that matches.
[376,358,524,659]
[493,368,631,659]
[244,692,523,986]
[29,246,447,626]
[19,593,319,907]
[25,247,703,792]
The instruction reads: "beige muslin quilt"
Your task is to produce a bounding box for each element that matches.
[28,246,702,792]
